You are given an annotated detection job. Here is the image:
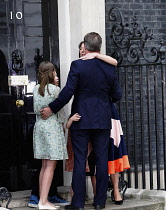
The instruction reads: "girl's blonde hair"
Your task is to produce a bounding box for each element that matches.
[38,61,56,97]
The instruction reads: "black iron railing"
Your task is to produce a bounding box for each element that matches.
[108,7,166,190]
[0,187,12,208]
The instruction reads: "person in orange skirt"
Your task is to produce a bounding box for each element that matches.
[108,102,130,205]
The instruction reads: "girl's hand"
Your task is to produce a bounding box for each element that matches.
[66,113,81,129]
[54,76,59,86]
[71,113,81,121]
[80,53,98,60]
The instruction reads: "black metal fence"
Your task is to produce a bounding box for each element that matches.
[118,63,166,190]
[108,7,166,190]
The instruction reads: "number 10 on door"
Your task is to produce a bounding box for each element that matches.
[10,11,23,20]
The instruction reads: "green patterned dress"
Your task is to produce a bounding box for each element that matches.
[33,84,68,160]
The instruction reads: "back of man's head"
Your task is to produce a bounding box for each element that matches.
[84,32,102,52]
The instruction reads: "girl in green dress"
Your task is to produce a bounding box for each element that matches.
[33,61,68,209]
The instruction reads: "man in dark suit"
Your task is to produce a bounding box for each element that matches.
[41,32,122,210]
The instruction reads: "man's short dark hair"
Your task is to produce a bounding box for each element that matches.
[84,32,102,52]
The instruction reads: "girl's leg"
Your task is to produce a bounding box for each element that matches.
[90,176,96,196]
[39,159,57,206]
[39,159,46,196]
[110,172,122,201]
[70,184,74,200]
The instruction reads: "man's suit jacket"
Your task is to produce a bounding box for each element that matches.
[49,58,122,130]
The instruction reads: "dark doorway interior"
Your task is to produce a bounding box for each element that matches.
[0,0,63,191]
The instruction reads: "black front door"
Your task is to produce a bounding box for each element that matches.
[0,0,62,191]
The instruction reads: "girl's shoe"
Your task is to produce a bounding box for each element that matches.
[38,204,60,209]
[49,194,70,206]
[28,195,39,208]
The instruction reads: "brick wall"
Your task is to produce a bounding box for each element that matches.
[105,0,166,63]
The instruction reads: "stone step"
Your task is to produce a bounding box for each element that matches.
[1,187,165,210]
[2,200,165,210]
[1,187,71,209]
[1,190,31,209]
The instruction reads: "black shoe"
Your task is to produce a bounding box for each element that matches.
[94,205,105,209]
[65,204,84,210]
[111,190,123,205]
[115,200,123,205]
